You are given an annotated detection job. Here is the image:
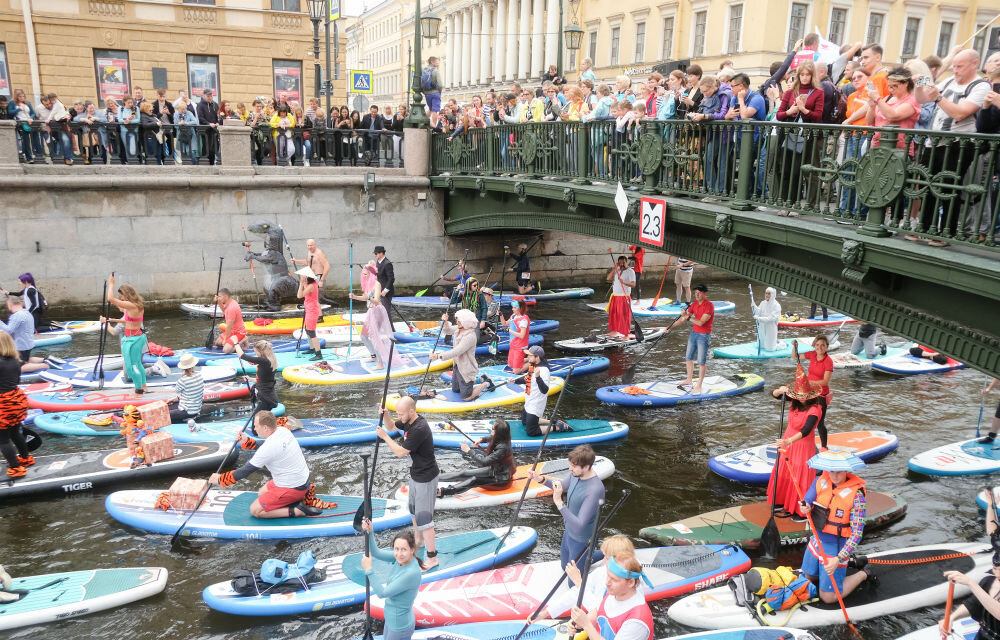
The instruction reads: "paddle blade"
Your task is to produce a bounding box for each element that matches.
[760,516,780,559]
[621,363,638,385]
[22,426,42,452]
[415,288,428,297]
[353,503,365,533]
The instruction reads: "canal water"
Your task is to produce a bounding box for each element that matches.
[2,274,990,640]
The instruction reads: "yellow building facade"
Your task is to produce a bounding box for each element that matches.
[0,0,347,108]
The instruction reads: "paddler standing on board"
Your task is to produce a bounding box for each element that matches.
[605,255,636,339]
[669,284,713,395]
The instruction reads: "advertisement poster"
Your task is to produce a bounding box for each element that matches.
[94,49,130,102]
[0,44,9,97]
[187,55,220,103]
[273,61,302,104]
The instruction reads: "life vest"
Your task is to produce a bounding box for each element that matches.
[595,591,654,640]
[812,471,865,537]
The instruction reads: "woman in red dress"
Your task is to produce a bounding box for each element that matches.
[768,364,823,520]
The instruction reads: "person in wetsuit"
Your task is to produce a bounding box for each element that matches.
[437,418,516,496]
[940,487,1000,640]
[511,243,535,294]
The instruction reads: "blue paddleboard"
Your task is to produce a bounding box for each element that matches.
[438,356,610,384]
[36,404,286,437]
[140,338,325,367]
[166,415,398,446]
[597,374,764,407]
[394,319,560,343]
[428,419,629,449]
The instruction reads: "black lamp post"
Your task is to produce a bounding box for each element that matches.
[559,0,584,77]
[403,0,441,129]
[308,0,324,102]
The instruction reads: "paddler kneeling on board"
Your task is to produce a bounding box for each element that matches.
[209,410,322,518]
[798,450,876,603]
[424,309,495,401]
[437,418,515,496]
[568,553,655,640]
[939,486,1000,638]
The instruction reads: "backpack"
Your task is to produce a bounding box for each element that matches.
[762,575,817,613]
[231,551,324,596]
[826,83,848,124]
[36,288,48,312]
[420,67,436,92]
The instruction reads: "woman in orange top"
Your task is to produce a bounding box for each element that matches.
[839,68,871,216]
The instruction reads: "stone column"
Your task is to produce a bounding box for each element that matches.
[505,0,518,81]
[544,0,559,72]
[518,0,531,80]
[404,127,430,177]
[0,121,21,168]
[446,14,456,89]
[461,10,472,86]
[480,5,491,85]
[494,0,507,82]
[531,0,544,79]
[470,5,481,88]
[219,118,251,167]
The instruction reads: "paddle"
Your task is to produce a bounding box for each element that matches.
[409,287,460,400]
[942,581,955,639]
[204,257,224,349]
[749,284,761,357]
[354,340,396,533]
[828,319,848,349]
[513,489,632,640]
[415,261,461,297]
[294,257,314,354]
[357,451,375,640]
[650,256,673,309]
[607,250,643,342]
[445,420,481,448]
[574,498,606,602]
[22,425,42,452]
[760,395,787,559]
[97,272,114,390]
[348,241,354,359]
[620,319,682,386]
[391,303,417,333]
[241,227,262,308]
[782,456,863,638]
[494,365,576,555]
[978,377,990,438]
[93,278,108,382]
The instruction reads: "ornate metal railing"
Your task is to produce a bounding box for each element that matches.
[250,126,403,168]
[431,120,1000,250]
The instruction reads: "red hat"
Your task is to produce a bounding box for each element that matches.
[786,364,821,401]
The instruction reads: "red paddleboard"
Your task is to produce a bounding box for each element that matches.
[27,382,250,411]
[20,382,72,395]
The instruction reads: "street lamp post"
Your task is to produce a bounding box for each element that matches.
[308,0,324,103]
[403,0,441,129]
[560,0,584,77]
[325,1,334,125]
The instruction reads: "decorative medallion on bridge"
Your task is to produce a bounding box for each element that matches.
[562,188,578,212]
[514,181,527,203]
[856,147,905,208]
[517,132,540,166]
[840,239,868,284]
[444,138,470,167]
[445,178,455,194]
[637,132,663,175]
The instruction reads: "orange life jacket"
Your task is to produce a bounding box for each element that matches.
[812,471,865,537]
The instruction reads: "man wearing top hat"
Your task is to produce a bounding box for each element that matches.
[374,245,394,312]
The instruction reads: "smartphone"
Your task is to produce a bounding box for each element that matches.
[994,82,1000,93]
[866,81,875,92]
[916,76,932,87]
[686,112,698,119]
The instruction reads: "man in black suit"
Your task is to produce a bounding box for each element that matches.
[374,245,394,312]
[195,89,220,165]
[359,105,384,166]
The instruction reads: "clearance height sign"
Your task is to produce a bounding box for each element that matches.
[638,196,666,247]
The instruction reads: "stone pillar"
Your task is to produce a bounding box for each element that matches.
[494,0,507,82]
[403,128,430,177]
[505,0,518,81]
[461,10,472,86]
[0,121,21,167]
[470,5,481,88]
[518,0,531,80]
[544,0,559,72]
[531,0,544,79]
[479,6,491,85]
[219,118,251,167]
[446,14,456,89]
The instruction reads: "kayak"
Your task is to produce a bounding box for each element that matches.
[667,542,989,629]
[830,343,912,369]
[371,544,749,627]
[26,381,251,411]
[224,315,349,335]
[639,490,907,548]
[428,419,629,449]
[554,326,667,351]
[394,319,560,343]
[166,416,399,447]
[712,337,818,360]
[35,404,284,437]
[908,437,1000,476]
[48,320,103,334]
[399,456,617,510]
[779,313,859,328]
[0,567,167,631]
[39,365,237,389]
[394,295,537,309]
[872,349,966,375]
[141,338,325,366]
[596,374,764,407]
[385,377,565,414]
[282,352,451,385]
[201,526,537,615]
[439,356,610,383]
[18,354,125,383]
[897,619,979,640]
[180,301,332,318]
[293,321,410,343]
[0,441,236,500]
[588,299,736,317]
[106,489,411,539]
[709,430,899,483]
[33,333,72,348]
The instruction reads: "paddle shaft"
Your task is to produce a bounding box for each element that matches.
[575,498,606,608]
[760,395,787,559]
[242,227,261,308]
[359,452,374,640]
[205,257,224,349]
[413,251,467,395]
[367,340,396,501]
[416,261,461,297]
[93,279,108,380]
[942,582,955,639]
[294,256,314,353]
[621,321,679,385]
[650,255,672,308]
[446,420,481,447]
[348,241,354,359]
[507,235,543,272]
[978,377,990,437]
[498,245,509,312]
[749,284,761,357]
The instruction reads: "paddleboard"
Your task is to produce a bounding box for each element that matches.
[398,456,616,510]
[664,630,821,640]
[394,295,537,309]
[668,542,989,629]
[439,356,610,384]
[226,315,349,335]
[26,381,250,411]
[293,321,410,344]
[712,337,817,360]
[779,313,859,328]
[908,437,1000,476]
[371,544,750,626]
[166,416,398,446]
[975,487,1000,512]
[48,320,102,334]
[140,338,325,367]
[18,354,125,384]
[597,374,764,407]
[24,408,41,425]
[709,430,899,483]
[830,343,912,369]
[639,490,907,548]
[385,377,565,414]
[588,299,736,317]
[428,419,629,449]
[35,404,284,437]
[205,341,440,373]
[32,333,72,348]
[180,302,332,318]
[0,567,168,631]
[896,619,979,640]
[282,352,451,385]
[554,327,667,352]
[201,526,538,615]
[872,349,966,375]
[106,489,411,540]
[40,365,237,389]
[365,621,564,640]
[394,319,560,343]
[0,441,236,500]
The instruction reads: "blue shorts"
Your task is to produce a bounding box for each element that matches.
[685,331,711,365]
[426,92,441,113]
[801,534,847,594]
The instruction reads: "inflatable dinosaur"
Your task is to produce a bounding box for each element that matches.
[245,221,298,311]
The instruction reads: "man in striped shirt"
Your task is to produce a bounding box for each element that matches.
[168,353,204,423]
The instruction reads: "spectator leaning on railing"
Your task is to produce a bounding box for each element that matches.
[775,61,824,216]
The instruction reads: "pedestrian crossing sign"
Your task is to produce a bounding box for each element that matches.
[350,70,373,94]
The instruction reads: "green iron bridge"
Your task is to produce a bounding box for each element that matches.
[428,119,1000,377]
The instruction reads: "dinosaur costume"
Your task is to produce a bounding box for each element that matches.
[245,221,298,311]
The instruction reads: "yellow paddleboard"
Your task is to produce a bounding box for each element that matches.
[385,377,565,413]
[221,315,349,335]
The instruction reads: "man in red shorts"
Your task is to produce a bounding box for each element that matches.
[214,288,249,354]
[210,410,320,518]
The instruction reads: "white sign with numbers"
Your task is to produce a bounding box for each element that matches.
[638,196,666,247]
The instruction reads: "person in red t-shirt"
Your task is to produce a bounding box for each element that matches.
[669,283,714,394]
[501,299,531,373]
[792,335,833,449]
[215,288,249,354]
[628,245,646,302]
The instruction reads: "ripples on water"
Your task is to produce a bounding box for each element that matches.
[2,277,991,640]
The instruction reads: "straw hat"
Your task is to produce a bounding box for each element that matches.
[295,266,317,279]
[807,449,866,472]
[785,364,821,401]
[177,353,198,370]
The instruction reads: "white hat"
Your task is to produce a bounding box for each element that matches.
[177,353,198,370]
[295,266,317,279]
[454,308,478,329]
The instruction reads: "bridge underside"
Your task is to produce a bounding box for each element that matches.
[435,176,1000,377]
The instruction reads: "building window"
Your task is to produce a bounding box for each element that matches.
[727,3,743,53]
[902,17,920,58]
[569,50,577,70]
[937,22,955,58]
[975,23,988,60]
[274,60,302,103]
[867,13,884,45]
[187,54,220,103]
[610,26,620,66]
[94,49,131,103]
[828,7,847,45]
[661,16,674,59]
[787,3,807,51]
[270,0,300,10]
[0,43,10,98]
[634,22,646,63]
[588,30,598,65]
[693,10,707,57]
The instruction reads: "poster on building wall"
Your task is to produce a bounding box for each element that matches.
[187,55,220,103]
[94,49,130,102]
[0,44,9,97]
[273,60,302,103]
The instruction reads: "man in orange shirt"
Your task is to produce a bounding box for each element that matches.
[859,44,889,100]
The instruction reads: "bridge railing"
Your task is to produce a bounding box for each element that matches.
[431,119,1000,250]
